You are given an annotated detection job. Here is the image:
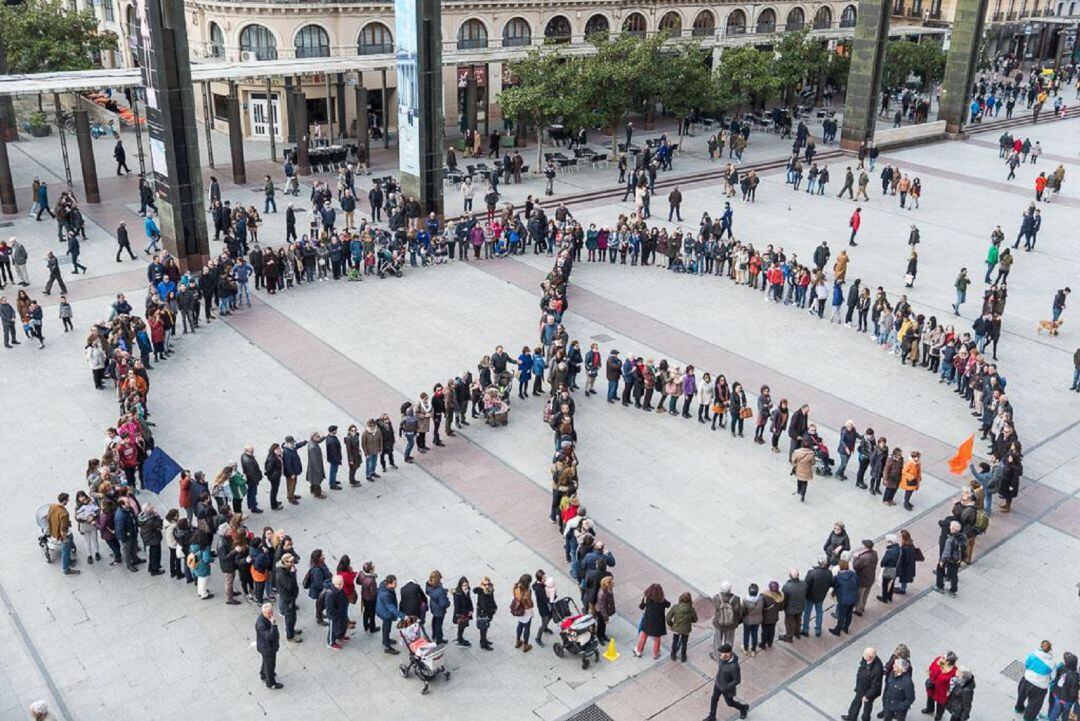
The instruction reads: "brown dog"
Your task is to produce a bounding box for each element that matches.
[1036,319,1063,336]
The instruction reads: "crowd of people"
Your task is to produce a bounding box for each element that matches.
[31,57,1074,718]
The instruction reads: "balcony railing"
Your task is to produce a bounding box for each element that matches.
[358,42,393,55]
[691,26,716,37]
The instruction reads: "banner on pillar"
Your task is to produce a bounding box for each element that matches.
[395,0,420,177]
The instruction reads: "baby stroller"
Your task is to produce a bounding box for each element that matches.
[550,597,600,669]
[483,389,510,427]
[377,247,403,278]
[397,619,450,694]
[36,504,71,564]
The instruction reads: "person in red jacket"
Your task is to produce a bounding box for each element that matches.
[849,208,862,246]
[1035,172,1048,201]
[922,652,959,719]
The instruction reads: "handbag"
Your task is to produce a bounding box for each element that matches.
[711,403,724,415]
[739,407,754,420]
[881,566,896,580]
[914,547,926,562]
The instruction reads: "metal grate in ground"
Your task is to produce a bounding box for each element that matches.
[565,703,615,721]
[1001,659,1025,682]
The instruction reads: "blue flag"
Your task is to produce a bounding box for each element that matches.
[142,448,182,495]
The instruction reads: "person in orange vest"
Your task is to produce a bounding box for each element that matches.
[899,451,922,511]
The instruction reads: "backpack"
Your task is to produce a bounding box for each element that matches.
[716,596,737,627]
[974,509,990,534]
[542,399,554,424]
[186,553,197,570]
[509,596,525,617]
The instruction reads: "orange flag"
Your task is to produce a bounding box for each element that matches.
[948,434,975,475]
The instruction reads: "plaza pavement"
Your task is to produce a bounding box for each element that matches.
[1,111,1078,721]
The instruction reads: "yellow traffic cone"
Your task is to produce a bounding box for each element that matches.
[602,637,620,662]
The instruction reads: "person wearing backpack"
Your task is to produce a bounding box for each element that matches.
[955,491,981,564]
[188,541,213,600]
[935,521,964,596]
[304,549,333,626]
[711,582,743,659]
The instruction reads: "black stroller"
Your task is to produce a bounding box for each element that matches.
[550,597,600,669]
[377,247,403,278]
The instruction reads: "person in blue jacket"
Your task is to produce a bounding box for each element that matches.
[426,571,451,645]
[304,549,333,625]
[35,181,53,221]
[531,350,547,396]
[282,435,307,505]
[517,346,533,399]
[829,560,860,636]
[376,575,404,654]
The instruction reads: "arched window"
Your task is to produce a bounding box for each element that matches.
[726,9,748,34]
[840,4,858,26]
[295,25,330,58]
[125,5,140,67]
[623,12,647,37]
[813,6,833,29]
[692,10,716,36]
[503,17,532,47]
[584,14,610,39]
[358,22,392,55]
[544,15,571,44]
[659,11,683,36]
[457,19,488,50]
[209,21,225,58]
[786,7,805,29]
[756,8,777,33]
[240,24,278,61]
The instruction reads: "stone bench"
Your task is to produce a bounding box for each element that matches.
[872,120,947,150]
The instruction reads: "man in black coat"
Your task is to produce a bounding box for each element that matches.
[843,647,884,721]
[705,644,749,720]
[256,603,283,688]
[241,446,264,513]
[116,222,136,262]
[787,404,810,459]
[198,265,217,322]
[325,575,350,649]
[325,425,343,490]
[802,558,834,637]
[274,556,302,643]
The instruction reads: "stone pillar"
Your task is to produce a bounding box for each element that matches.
[839,0,891,150]
[0,136,16,214]
[465,70,478,132]
[226,84,246,185]
[937,0,988,134]
[285,77,297,142]
[336,74,347,138]
[72,108,101,203]
[294,91,311,175]
[354,86,370,151]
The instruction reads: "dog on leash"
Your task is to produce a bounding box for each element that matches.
[1036,319,1063,336]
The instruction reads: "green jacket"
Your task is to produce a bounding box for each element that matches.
[228,471,248,500]
[986,245,999,265]
[264,180,275,198]
[665,601,698,635]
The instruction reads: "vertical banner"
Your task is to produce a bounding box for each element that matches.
[394,0,443,217]
[133,0,210,271]
[394,0,420,177]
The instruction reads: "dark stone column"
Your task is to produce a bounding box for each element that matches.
[354,86,370,151]
[336,74,347,138]
[465,70,478,133]
[294,91,311,176]
[72,108,101,203]
[0,136,16,214]
[840,0,891,150]
[226,84,246,185]
[285,77,297,143]
[937,0,988,134]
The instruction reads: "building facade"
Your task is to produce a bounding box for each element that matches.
[92,0,860,142]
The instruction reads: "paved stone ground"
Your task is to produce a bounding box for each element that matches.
[1,111,1078,721]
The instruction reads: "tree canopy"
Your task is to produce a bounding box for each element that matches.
[882,40,946,90]
[0,0,116,74]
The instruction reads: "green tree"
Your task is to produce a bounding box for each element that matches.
[0,0,116,73]
[574,33,646,151]
[652,43,713,123]
[499,50,583,168]
[882,40,946,92]
[771,29,829,104]
[712,46,779,114]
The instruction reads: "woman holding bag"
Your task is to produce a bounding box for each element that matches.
[730,382,749,437]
